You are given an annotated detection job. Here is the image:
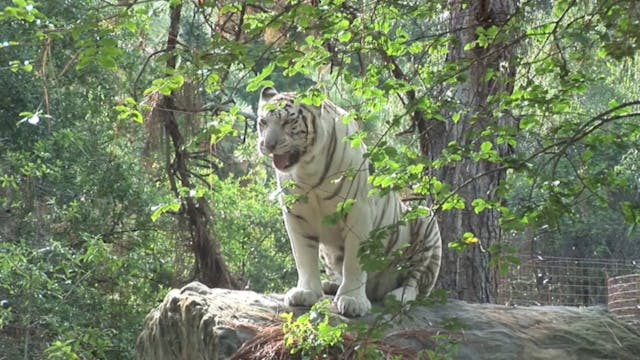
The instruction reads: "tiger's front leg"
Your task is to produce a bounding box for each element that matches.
[334,205,372,317]
[283,212,323,308]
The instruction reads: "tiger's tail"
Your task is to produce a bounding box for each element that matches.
[410,214,442,296]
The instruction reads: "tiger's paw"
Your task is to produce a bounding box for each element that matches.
[388,286,418,304]
[284,287,322,308]
[335,294,371,317]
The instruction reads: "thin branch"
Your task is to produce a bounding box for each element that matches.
[132,48,171,101]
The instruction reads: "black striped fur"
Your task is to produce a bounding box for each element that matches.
[257,87,442,317]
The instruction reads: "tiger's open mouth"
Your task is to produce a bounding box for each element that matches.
[272,151,301,171]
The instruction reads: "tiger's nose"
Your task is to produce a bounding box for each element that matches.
[262,138,277,153]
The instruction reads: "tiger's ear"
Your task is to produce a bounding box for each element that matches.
[259,86,278,108]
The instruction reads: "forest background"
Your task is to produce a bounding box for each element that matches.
[0,0,639,358]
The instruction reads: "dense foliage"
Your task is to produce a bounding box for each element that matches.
[1,0,638,358]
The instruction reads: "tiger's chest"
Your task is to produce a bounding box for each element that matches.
[280,175,356,242]
[286,189,347,275]
[279,169,349,209]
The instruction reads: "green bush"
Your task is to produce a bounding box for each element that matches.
[0,236,172,359]
[210,176,295,293]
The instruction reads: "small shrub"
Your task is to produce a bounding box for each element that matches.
[281,299,347,358]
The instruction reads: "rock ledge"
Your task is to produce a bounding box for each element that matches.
[136,282,640,359]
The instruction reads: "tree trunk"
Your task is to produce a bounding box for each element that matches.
[424,0,518,302]
[158,4,235,289]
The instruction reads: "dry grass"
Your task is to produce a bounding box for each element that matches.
[230,323,440,360]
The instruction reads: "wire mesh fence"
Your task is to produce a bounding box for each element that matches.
[497,255,640,307]
[608,273,640,331]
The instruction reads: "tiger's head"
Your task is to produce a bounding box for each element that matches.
[257,87,315,172]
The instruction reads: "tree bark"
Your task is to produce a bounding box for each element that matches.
[424,0,518,302]
[158,3,235,289]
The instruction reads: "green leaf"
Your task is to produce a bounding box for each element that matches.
[483,68,495,81]
[472,198,487,214]
[151,202,181,222]
[480,141,493,152]
[98,38,118,48]
[114,98,143,124]
[519,115,538,130]
[97,55,117,70]
[463,40,477,51]
[337,31,351,42]
[322,199,356,225]
[335,19,350,30]
[448,240,466,251]
[246,63,275,92]
[144,74,185,96]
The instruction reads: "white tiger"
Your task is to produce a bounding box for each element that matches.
[257,86,442,317]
